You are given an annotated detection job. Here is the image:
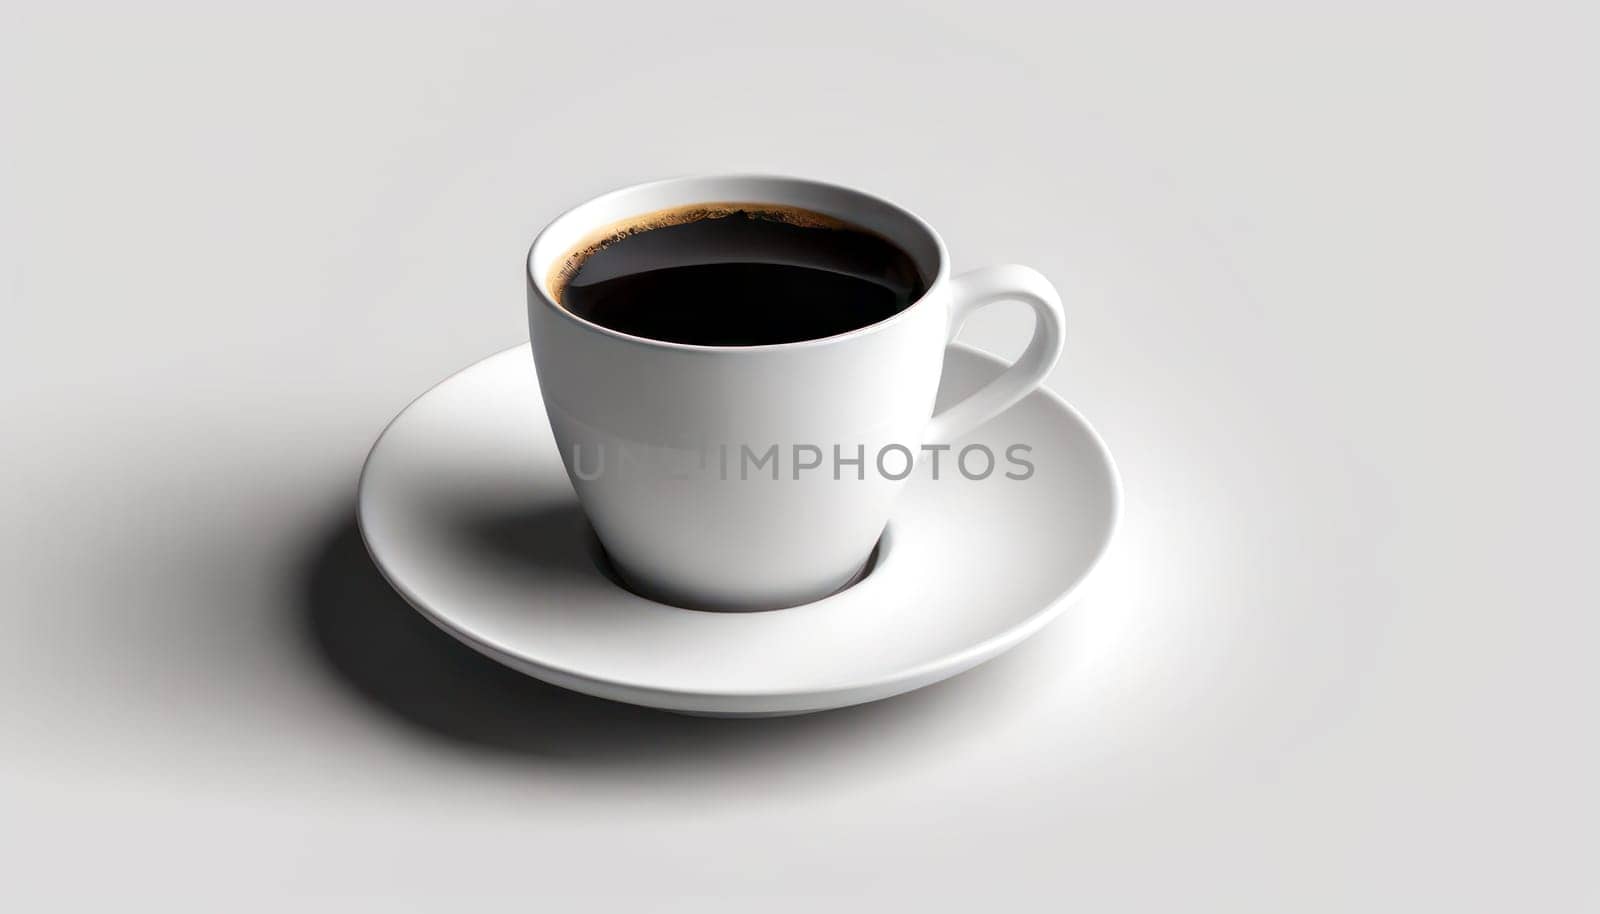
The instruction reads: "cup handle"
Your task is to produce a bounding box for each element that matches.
[924,265,1066,445]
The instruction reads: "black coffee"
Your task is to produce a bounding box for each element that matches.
[551,204,926,346]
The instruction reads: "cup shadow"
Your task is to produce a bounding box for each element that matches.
[297,506,996,767]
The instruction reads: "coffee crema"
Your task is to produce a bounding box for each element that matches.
[549,203,926,347]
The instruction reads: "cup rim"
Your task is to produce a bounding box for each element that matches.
[525,174,951,354]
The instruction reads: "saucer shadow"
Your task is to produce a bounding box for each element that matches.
[298,505,988,766]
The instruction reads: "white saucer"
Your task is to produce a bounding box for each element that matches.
[358,343,1120,716]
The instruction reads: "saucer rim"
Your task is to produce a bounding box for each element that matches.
[357,341,1122,709]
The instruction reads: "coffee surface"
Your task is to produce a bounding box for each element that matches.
[552,205,925,346]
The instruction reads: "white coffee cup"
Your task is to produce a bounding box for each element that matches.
[526,175,1064,611]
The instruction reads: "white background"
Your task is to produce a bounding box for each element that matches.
[2,1,1595,909]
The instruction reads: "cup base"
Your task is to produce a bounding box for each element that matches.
[599,536,886,613]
